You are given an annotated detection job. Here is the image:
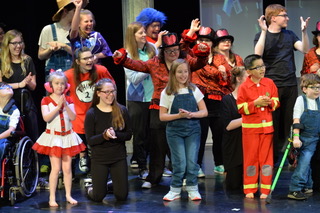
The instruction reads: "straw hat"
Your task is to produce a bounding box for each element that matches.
[52,0,89,22]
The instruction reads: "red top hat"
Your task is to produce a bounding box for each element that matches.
[198,26,215,42]
[312,21,320,35]
[160,33,180,49]
[214,29,234,46]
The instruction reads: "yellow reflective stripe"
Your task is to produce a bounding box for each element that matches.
[242,121,273,128]
[237,102,249,114]
[271,97,279,111]
[261,184,271,189]
[243,183,258,189]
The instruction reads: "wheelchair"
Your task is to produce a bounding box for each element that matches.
[0,89,39,205]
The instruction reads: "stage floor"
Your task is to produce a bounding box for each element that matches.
[1,146,319,213]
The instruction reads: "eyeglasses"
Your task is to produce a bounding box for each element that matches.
[9,41,23,47]
[248,65,266,70]
[100,90,116,95]
[307,86,320,91]
[149,23,160,29]
[0,85,12,90]
[276,14,289,18]
[164,49,180,54]
[80,55,94,61]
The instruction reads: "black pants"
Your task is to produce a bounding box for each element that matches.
[198,116,224,167]
[225,164,243,191]
[145,109,170,184]
[273,86,298,163]
[127,101,150,170]
[89,158,128,202]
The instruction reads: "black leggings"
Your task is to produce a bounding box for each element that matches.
[88,158,128,202]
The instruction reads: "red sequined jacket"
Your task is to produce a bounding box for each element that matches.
[113,44,209,109]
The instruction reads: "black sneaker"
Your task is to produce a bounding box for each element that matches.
[302,188,313,194]
[287,191,307,200]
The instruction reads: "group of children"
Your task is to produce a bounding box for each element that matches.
[1,0,320,208]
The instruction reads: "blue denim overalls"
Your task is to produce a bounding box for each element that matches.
[289,95,320,191]
[45,24,72,76]
[166,88,201,188]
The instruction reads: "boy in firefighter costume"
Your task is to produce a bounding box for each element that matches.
[237,54,279,199]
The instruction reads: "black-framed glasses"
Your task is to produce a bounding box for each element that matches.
[9,41,23,47]
[307,86,320,91]
[248,65,266,70]
[80,55,94,61]
[100,90,116,95]
[276,14,289,18]
[164,49,180,54]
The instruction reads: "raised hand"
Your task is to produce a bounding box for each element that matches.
[300,16,310,31]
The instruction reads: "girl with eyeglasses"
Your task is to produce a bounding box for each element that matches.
[84,78,132,202]
[0,29,39,142]
[64,46,114,175]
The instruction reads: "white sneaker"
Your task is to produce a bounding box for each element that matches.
[163,167,172,177]
[188,191,202,201]
[142,181,152,189]
[163,191,181,201]
[197,168,205,178]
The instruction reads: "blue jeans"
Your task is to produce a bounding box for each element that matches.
[289,135,318,191]
[166,127,200,188]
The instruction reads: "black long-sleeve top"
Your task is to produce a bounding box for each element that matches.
[84,105,132,164]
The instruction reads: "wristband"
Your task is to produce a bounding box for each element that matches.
[293,133,300,137]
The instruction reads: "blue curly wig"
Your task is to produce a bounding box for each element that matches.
[136,8,167,27]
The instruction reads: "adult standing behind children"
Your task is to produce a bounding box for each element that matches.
[113,32,210,189]
[136,7,167,48]
[180,19,229,177]
[160,59,207,201]
[69,0,112,65]
[301,21,320,76]
[0,29,39,142]
[237,54,280,199]
[221,66,248,191]
[84,78,132,202]
[32,71,85,207]
[287,73,320,200]
[123,21,157,178]
[254,4,310,163]
[64,47,114,174]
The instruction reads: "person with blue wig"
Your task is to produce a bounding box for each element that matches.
[136,8,167,48]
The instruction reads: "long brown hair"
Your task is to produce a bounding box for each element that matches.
[91,78,125,130]
[73,47,98,87]
[124,22,156,60]
[0,29,29,78]
[165,59,195,95]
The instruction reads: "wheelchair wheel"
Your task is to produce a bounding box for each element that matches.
[14,136,39,197]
